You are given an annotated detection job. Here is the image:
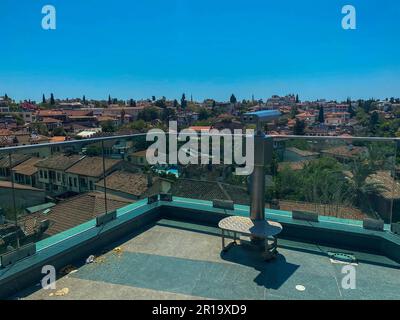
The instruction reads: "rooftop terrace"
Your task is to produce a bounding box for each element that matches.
[13,218,400,300]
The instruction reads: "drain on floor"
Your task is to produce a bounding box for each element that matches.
[295,285,306,292]
[328,252,358,265]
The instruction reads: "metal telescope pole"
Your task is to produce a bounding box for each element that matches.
[249,122,273,242]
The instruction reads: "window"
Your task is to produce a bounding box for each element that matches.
[89,181,93,190]
[44,171,48,179]
[39,170,43,178]
[74,178,77,187]
[57,172,61,181]
[69,177,72,187]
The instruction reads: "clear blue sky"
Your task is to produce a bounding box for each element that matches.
[1,0,399,102]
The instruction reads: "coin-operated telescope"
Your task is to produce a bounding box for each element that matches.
[241,110,281,222]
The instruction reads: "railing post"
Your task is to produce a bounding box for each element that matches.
[9,152,19,249]
[101,140,108,215]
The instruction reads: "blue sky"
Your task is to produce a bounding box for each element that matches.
[1,0,399,102]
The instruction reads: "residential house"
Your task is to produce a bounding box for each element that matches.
[35,154,85,194]
[95,171,171,200]
[128,150,149,166]
[65,156,122,193]
[12,157,43,188]
[296,112,316,125]
[324,112,351,126]
[40,117,62,130]
[0,154,30,179]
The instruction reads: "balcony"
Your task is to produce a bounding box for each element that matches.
[0,133,399,300]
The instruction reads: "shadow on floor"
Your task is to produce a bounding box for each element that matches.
[220,244,299,290]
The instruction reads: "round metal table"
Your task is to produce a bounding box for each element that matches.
[218,216,283,259]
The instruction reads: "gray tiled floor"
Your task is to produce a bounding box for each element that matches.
[15,219,400,300]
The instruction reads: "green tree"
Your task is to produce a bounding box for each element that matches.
[42,94,46,104]
[293,119,305,135]
[13,114,24,126]
[86,145,102,156]
[50,93,55,105]
[289,106,298,119]
[369,111,380,134]
[181,94,187,109]
[198,108,211,121]
[138,107,160,122]
[155,97,167,108]
[230,94,237,104]
[318,107,325,123]
[101,120,116,133]
[128,120,147,131]
[348,104,355,118]
[52,127,66,136]
[108,95,112,105]
[346,156,387,216]
[161,108,176,121]
[31,123,48,135]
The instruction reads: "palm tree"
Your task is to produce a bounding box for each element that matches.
[345,156,388,217]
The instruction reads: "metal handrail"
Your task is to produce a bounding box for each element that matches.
[271,134,400,143]
[0,132,398,154]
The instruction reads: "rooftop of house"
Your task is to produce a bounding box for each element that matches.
[40,117,61,124]
[188,126,212,132]
[130,150,147,157]
[95,171,159,198]
[170,178,250,205]
[64,110,93,117]
[35,154,84,171]
[285,147,319,157]
[11,157,42,176]
[37,110,65,117]
[49,136,66,143]
[278,160,310,172]
[28,191,132,236]
[0,154,30,169]
[97,116,118,122]
[65,156,121,177]
[321,145,367,158]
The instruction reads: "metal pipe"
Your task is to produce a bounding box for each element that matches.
[249,134,270,221]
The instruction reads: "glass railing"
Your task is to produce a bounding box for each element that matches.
[0,134,151,257]
[0,133,399,261]
[269,135,399,229]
